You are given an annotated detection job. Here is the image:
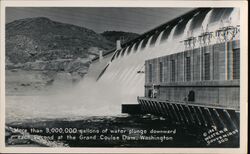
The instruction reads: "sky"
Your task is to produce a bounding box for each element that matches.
[6,7,193,34]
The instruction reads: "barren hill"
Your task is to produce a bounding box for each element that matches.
[6,17,115,64]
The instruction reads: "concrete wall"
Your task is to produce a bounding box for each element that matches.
[145,40,240,110]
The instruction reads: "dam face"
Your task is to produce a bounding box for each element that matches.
[84,8,240,107]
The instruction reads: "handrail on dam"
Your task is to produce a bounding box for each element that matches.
[137,97,240,112]
[136,96,239,129]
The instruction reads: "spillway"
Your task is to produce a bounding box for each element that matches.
[84,8,240,109]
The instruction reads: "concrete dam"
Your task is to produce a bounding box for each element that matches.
[84,8,240,129]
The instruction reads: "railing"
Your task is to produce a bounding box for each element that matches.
[138,97,239,112]
[137,96,239,129]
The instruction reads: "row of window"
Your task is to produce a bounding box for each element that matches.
[148,48,240,83]
[204,53,210,80]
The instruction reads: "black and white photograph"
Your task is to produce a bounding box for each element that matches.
[0,0,248,153]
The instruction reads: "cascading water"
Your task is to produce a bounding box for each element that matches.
[136,40,144,52]
[183,18,194,39]
[130,43,136,54]
[145,36,153,49]
[168,25,178,41]
[155,30,164,46]
[200,9,213,34]
[230,8,240,41]
[229,8,240,26]
[154,25,180,57]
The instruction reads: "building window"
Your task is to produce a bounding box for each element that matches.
[204,53,210,80]
[148,89,153,98]
[171,60,176,82]
[159,62,164,82]
[233,48,240,79]
[149,64,153,82]
[188,90,195,102]
[186,57,191,81]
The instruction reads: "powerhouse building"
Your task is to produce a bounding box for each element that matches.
[144,40,240,110]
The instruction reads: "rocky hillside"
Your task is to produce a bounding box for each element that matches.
[6,17,116,64]
[101,31,139,45]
